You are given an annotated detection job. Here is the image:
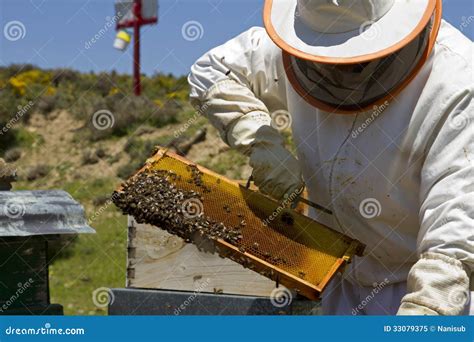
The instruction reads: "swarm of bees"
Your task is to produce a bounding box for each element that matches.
[112,167,304,281]
[113,169,242,245]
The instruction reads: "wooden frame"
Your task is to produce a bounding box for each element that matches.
[121,148,365,300]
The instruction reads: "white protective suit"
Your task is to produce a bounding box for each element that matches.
[188,20,473,315]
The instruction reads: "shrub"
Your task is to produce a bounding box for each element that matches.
[81,147,107,165]
[81,150,99,165]
[36,95,57,114]
[8,69,52,97]
[4,147,22,162]
[0,64,36,79]
[0,88,27,124]
[51,68,80,86]
[81,94,180,141]
[118,137,159,179]
[0,65,191,145]
[26,164,50,181]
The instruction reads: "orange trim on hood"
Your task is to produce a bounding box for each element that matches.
[281,0,442,114]
[264,0,439,65]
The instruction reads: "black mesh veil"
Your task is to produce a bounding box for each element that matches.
[289,17,434,111]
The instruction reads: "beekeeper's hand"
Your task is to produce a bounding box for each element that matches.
[397,252,470,315]
[227,111,304,201]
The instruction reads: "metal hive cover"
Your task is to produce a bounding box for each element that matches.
[0,190,95,237]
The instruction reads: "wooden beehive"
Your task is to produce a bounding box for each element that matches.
[126,216,277,297]
[125,191,310,297]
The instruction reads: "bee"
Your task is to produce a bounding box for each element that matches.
[281,212,294,225]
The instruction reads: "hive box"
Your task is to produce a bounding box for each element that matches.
[0,190,94,315]
[126,216,277,297]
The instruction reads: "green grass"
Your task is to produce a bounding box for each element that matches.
[14,127,45,148]
[56,161,74,178]
[0,127,44,155]
[49,208,126,315]
[61,178,115,203]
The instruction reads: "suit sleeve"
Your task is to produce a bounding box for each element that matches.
[399,84,473,315]
[418,86,474,273]
[187,27,287,145]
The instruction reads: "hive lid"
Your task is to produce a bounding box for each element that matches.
[0,190,95,237]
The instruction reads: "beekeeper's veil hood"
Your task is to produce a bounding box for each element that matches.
[264,0,442,113]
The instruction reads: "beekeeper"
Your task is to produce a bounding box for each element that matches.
[188,0,473,315]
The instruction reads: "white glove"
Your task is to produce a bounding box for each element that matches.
[227,111,304,201]
[397,252,470,315]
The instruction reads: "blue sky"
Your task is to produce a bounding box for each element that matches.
[1,0,472,76]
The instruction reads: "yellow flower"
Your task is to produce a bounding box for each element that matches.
[46,86,56,96]
[9,77,27,96]
[9,69,52,97]
[165,90,188,101]
[109,87,120,96]
[166,92,178,100]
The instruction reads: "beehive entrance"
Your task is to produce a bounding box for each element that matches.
[113,148,364,299]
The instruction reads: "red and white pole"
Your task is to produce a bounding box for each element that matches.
[115,0,157,96]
